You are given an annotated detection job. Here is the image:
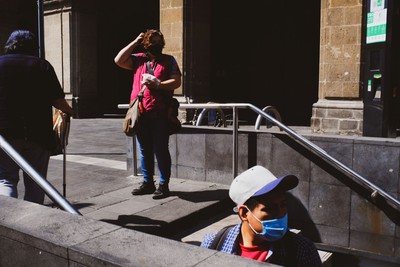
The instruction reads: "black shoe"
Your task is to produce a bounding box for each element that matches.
[152,183,170,199]
[131,181,156,195]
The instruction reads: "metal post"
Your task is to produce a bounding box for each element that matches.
[37,0,45,59]
[133,137,138,176]
[232,107,239,178]
[0,135,81,215]
[62,115,70,197]
[63,136,67,197]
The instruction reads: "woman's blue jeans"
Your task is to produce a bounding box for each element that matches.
[136,112,171,185]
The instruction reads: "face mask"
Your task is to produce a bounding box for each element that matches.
[246,207,288,242]
[146,44,163,56]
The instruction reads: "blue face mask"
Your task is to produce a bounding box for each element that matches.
[246,207,288,242]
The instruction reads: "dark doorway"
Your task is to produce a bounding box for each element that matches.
[0,0,38,50]
[183,0,211,103]
[185,1,320,126]
[97,0,159,116]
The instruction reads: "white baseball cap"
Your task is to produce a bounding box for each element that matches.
[229,165,299,207]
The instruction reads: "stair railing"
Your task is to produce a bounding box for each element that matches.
[0,135,81,215]
[180,103,400,214]
[118,102,400,216]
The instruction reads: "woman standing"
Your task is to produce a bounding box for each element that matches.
[115,29,181,199]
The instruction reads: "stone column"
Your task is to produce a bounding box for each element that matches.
[311,0,363,135]
[160,0,186,123]
[43,0,72,104]
[44,0,101,118]
[160,0,183,96]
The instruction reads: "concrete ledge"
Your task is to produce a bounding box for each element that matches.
[0,196,277,266]
[312,99,363,109]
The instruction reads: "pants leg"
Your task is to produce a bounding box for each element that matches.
[0,140,21,198]
[0,138,50,204]
[136,118,155,183]
[136,113,171,185]
[152,117,171,184]
[22,141,51,204]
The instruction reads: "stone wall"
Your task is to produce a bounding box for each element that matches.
[311,100,363,135]
[160,0,183,95]
[44,1,72,101]
[0,196,269,267]
[319,0,362,99]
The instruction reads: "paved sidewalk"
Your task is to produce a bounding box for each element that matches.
[46,118,131,204]
[16,118,232,241]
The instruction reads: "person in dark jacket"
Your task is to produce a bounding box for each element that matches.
[0,30,72,204]
[201,165,322,267]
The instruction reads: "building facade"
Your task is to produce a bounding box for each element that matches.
[38,0,320,124]
[1,0,400,262]
[0,0,395,134]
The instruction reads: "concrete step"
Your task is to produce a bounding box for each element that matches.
[77,176,232,238]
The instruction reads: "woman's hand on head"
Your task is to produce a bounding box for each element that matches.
[134,33,144,45]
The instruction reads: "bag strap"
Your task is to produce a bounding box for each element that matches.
[146,60,172,105]
[138,60,154,98]
[146,61,156,75]
[138,84,146,98]
[209,225,235,251]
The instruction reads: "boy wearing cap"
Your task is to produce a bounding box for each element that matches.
[201,165,322,266]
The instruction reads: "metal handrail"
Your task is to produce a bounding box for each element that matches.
[118,102,400,211]
[0,135,81,215]
[255,105,282,130]
[195,102,227,127]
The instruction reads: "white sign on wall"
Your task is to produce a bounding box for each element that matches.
[367,0,387,44]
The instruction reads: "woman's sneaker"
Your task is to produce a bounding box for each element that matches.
[131,181,156,195]
[152,183,170,199]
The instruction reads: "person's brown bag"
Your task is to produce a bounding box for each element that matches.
[167,97,181,135]
[52,110,69,155]
[123,85,146,136]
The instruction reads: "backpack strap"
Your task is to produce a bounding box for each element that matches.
[270,231,297,266]
[283,231,297,266]
[209,225,235,251]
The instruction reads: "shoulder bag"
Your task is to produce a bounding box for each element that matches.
[123,85,146,136]
[167,97,181,135]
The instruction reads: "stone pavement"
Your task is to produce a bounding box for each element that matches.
[16,118,233,241]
